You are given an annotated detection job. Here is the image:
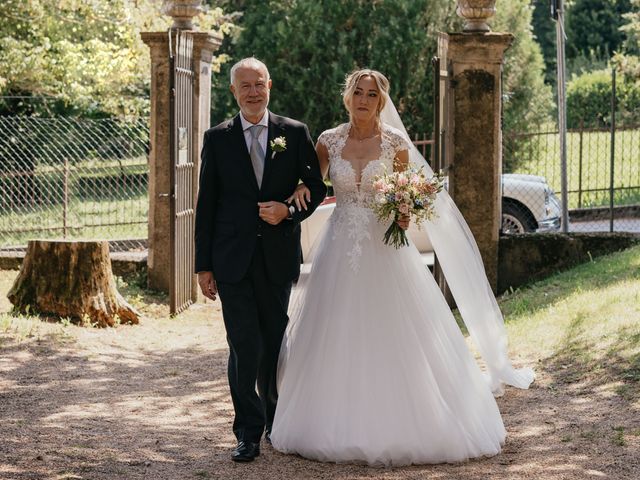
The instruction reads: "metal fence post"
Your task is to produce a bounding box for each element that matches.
[578,120,584,209]
[63,156,69,239]
[609,68,616,233]
[555,0,569,233]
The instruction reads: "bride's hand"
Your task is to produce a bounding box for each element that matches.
[396,215,410,230]
[286,183,311,211]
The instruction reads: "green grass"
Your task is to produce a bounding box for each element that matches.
[0,158,148,248]
[0,194,148,247]
[33,156,147,176]
[499,244,640,400]
[506,126,640,209]
[612,426,627,447]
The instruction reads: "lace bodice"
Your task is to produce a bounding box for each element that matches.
[318,123,409,206]
[317,123,410,271]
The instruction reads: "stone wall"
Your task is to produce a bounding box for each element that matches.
[498,232,640,294]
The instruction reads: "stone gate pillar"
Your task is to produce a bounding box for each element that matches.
[141,2,221,292]
[443,28,512,293]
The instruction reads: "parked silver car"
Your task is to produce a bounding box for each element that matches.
[501,173,561,234]
[301,173,561,263]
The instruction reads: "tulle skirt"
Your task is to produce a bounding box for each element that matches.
[271,207,506,466]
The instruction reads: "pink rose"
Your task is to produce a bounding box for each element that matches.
[397,174,408,186]
[373,179,386,192]
[399,203,410,215]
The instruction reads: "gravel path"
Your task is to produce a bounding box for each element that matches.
[0,272,638,480]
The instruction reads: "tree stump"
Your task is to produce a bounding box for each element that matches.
[7,240,140,327]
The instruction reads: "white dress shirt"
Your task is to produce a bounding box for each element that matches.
[239,110,269,156]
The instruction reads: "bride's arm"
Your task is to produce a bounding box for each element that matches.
[316,141,330,180]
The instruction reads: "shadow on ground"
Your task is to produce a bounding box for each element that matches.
[0,321,638,480]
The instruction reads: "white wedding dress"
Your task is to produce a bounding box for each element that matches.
[270,123,510,466]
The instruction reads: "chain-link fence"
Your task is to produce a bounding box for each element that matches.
[0,116,149,252]
[3,113,636,253]
[504,123,640,234]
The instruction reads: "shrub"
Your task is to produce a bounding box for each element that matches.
[567,69,640,127]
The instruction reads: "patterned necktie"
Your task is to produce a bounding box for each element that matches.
[248,124,266,187]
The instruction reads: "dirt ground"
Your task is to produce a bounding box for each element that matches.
[0,272,638,480]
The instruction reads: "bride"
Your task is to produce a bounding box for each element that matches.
[270,69,534,466]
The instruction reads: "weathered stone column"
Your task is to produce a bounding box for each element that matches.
[141,32,172,292]
[444,32,513,292]
[141,6,220,292]
[191,32,221,182]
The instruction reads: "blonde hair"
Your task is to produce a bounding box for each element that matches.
[342,69,390,125]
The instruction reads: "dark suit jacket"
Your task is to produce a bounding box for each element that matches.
[195,111,327,285]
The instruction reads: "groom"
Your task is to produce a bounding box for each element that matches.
[195,57,326,462]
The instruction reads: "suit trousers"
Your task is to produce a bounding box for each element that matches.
[217,238,292,443]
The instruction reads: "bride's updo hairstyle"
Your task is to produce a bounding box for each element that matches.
[342,69,390,125]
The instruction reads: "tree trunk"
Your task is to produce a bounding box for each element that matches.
[7,240,140,327]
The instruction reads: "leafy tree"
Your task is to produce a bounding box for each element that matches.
[493,0,554,135]
[531,0,558,83]
[565,0,633,75]
[211,0,551,139]
[613,0,640,79]
[620,0,640,55]
[0,0,233,118]
[566,68,640,127]
[212,0,456,138]
[532,0,636,81]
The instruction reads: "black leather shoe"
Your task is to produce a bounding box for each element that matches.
[231,441,260,462]
[265,431,272,445]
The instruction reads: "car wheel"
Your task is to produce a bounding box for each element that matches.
[502,202,536,234]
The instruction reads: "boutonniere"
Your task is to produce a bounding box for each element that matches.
[270,136,287,159]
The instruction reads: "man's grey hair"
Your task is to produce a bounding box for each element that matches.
[230,57,270,85]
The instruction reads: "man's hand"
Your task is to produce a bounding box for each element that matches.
[198,271,218,301]
[285,183,311,211]
[258,201,289,225]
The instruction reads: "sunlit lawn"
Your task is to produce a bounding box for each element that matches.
[499,244,640,401]
[0,157,148,248]
[0,195,148,247]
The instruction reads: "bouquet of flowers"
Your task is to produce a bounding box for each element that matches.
[372,166,444,248]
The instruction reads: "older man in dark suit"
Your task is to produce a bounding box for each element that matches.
[195,57,326,462]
